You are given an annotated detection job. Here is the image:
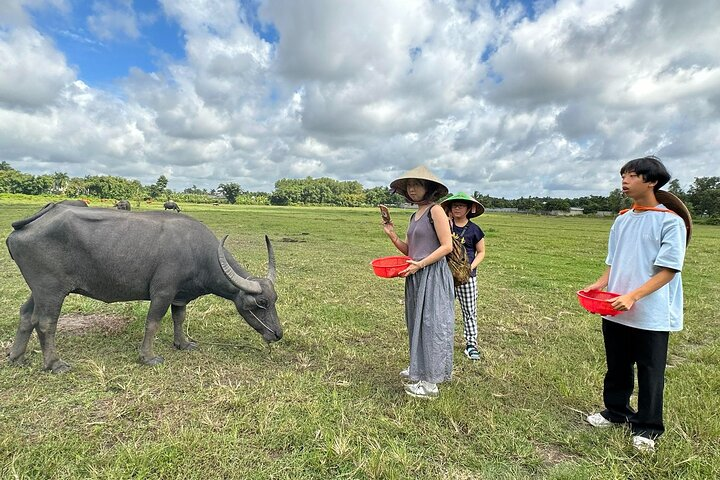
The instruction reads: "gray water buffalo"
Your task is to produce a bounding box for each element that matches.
[115,199,131,211]
[163,201,181,212]
[6,202,281,373]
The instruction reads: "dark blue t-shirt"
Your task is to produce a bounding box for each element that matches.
[451,221,485,277]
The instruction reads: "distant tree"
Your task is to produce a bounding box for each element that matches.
[218,182,243,204]
[84,175,143,199]
[0,161,13,171]
[0,170,53,195]
[269,190,290,206]
[23,174,53,195]
[0,169,26,193]
[365,186,404,206]
[607,188,631,212]
[687,176,720,216]
[544,198,571,211]
[667,179,685,200]
[51,172,70,194]
[148,175,169,199]
[516,197,542,211]
[183,184,207,195]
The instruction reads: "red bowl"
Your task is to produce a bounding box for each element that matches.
[371,256,411,278]
[577,290,622,316]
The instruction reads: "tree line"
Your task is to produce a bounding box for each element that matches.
[474,176,719,223]
[1,161,717,222]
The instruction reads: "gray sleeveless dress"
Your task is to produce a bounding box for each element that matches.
[405,207,455,384]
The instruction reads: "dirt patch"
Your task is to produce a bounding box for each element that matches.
[57,314,132,335]
[535,443,577,466]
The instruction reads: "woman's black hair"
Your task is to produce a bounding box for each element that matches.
[620,155,671,191]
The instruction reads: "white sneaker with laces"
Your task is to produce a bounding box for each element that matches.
[404,381,439,399]
[632,435,655,452]
[586,412,613,427]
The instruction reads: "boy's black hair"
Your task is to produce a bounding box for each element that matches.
[620,155,671,191]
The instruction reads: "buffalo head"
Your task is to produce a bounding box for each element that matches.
[218,235,282,342]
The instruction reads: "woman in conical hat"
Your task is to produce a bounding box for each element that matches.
[390,165,449,204]
[382,165,454,399]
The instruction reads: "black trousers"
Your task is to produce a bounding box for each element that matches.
[601,319,669,439]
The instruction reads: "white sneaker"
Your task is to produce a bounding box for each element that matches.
[586,412,613,427]
[404,381,439,399]
[632,435,655,453]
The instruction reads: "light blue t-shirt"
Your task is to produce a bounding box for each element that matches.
[604,204,686,331]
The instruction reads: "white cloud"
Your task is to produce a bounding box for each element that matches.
[0,27,75,107]
[0,0,718,198]
[87,0,139,41]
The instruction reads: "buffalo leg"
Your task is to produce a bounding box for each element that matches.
[7,295,35,365]
[33,297,68,373]
[171,304,197,350]
[139,298,171,365]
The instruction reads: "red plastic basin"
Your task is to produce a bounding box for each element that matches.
[371,256,411,278]
[577,290,623,316]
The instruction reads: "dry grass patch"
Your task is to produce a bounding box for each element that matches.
[56,313,133,335]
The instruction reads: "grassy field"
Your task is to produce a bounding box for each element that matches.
[0,199,718,479]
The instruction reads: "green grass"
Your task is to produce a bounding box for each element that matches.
[1,199,719,479]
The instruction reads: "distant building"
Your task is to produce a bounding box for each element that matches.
[547,207,584,216]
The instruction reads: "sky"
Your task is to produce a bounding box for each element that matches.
[1,0,719,198]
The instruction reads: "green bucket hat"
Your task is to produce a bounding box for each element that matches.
[440,191,485,218]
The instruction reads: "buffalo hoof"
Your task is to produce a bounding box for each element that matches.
[48,360,71,374]
[174,341,197,351]
[7,354,29,366]
[142,356,164,366]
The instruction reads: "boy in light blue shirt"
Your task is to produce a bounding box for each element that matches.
[583,156,689,453]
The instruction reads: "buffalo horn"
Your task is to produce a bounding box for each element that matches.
[218,236,262,294]
[265,235,276,283]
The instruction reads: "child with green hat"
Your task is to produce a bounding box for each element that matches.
[440,192,486,361]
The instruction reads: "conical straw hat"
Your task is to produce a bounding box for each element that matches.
[656,190,692,244]
[390,165,448,203]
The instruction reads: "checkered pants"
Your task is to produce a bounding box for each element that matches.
[455,276,478,347]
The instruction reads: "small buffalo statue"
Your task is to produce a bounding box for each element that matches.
[6,202,282,373]
[163,201,181,212]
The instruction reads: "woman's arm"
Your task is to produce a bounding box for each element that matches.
[383,220,408,255]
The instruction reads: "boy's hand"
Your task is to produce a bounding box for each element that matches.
[610,294,635,311]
